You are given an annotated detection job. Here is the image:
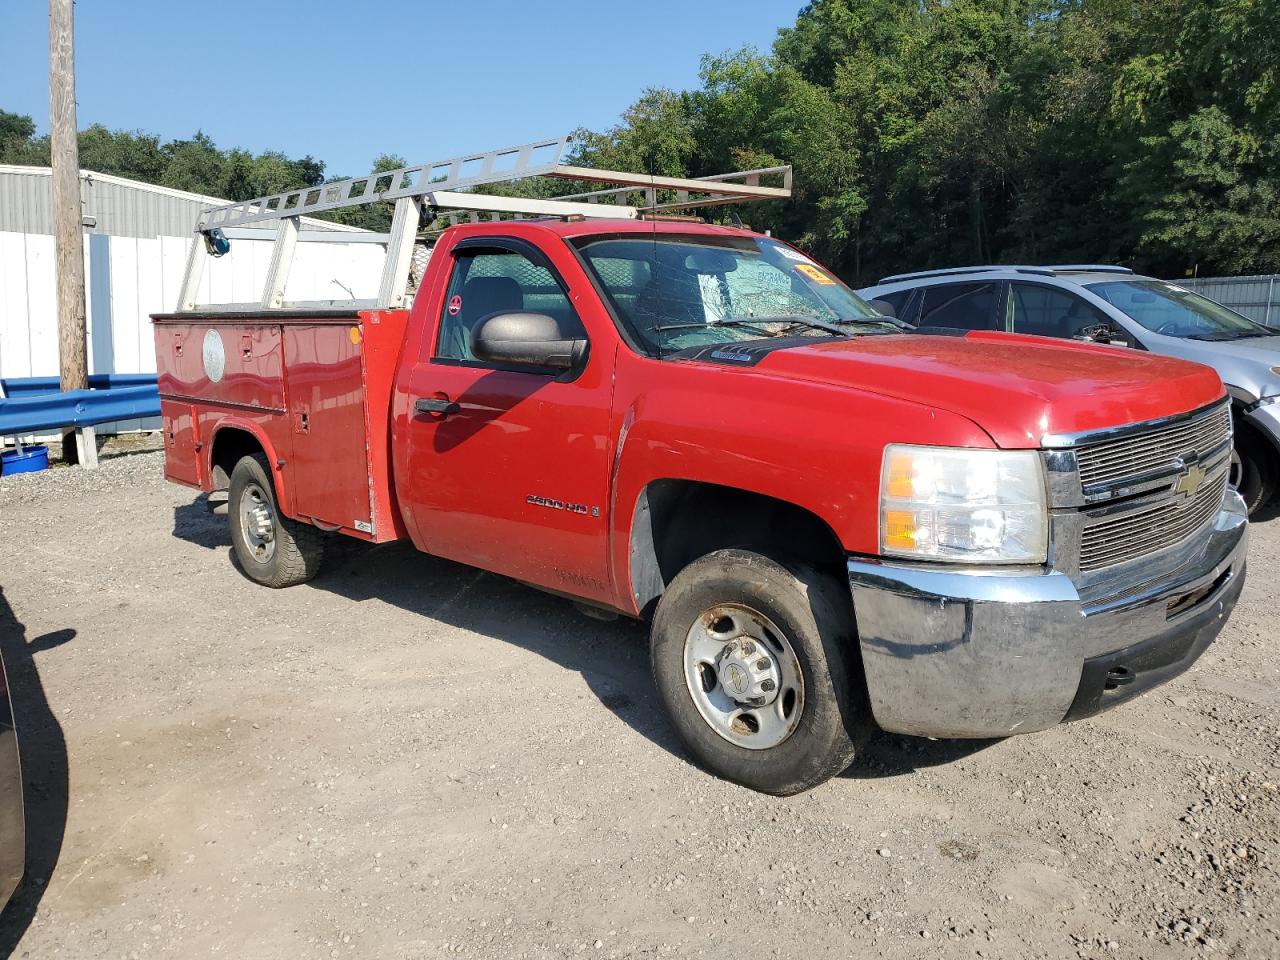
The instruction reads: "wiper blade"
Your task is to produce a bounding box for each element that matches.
[741,313,903,336]
[838,314,912,331]
[655,313,902,340]
[653,319,784,336]
[770,314,850,336]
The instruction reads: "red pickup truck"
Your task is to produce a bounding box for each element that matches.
[154,160,1247,795]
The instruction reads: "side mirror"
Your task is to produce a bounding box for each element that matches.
[471,312,588,371]
[1074,322,1128,347]
[866,298,897,319]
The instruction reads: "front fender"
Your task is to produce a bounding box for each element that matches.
[605,364,993,615]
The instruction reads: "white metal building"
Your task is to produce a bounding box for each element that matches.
[0,165,381,387]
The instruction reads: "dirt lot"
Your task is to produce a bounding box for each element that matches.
[0,448,1276,960]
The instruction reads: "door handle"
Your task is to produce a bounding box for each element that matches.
[415,397,461,417]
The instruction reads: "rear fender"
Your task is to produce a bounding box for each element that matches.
[208,418,295,518]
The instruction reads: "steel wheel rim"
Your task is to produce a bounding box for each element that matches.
[683,602,805,750]
[239,481,277,564]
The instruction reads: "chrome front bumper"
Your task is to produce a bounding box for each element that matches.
[848,487,1248,738]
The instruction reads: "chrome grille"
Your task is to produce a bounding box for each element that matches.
[1076,402,1231,490]
[1079,467,1228,571]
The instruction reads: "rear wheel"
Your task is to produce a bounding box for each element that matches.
[650,549,871,795]
[228,453,324,587]
[1231,424,1276,515]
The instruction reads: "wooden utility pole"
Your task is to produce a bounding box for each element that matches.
[49,0,90,464]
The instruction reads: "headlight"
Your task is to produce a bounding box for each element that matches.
[880,445,1048,564]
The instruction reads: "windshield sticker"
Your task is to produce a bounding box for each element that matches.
[795,263,835,285]
[447,294,462,316]
[774,245,815,264]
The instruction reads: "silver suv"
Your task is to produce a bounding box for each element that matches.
[859,265,1280,514]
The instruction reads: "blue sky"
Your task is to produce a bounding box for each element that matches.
[1,1,800,178]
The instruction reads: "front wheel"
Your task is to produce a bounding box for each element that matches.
[228,453,324,587]
[650,549,872,795]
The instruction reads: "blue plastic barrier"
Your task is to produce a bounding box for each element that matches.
[0,385,161,435]
[0,374,158,399]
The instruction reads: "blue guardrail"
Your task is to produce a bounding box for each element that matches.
[0,373,158,398]
[0,379,161,435]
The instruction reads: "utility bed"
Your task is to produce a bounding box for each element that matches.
[153,309,409,543]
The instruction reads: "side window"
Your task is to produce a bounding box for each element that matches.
[435,248,583,362]
[918,283,997,331]
[1008,283,1109,339]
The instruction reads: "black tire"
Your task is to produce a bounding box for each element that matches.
[1232,424,1276,515]
[650,549,872,795]
[228,453,324,588]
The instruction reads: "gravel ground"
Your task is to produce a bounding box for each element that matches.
[0,450,1276,959]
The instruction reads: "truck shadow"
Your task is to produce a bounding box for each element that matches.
[173,496,230,550]
[843,732,998,779]
[170,502,1001,785]
[0,589,73,958]
[166,505,690,762]
[304,536,684,757]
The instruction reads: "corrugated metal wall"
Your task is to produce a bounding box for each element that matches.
[0,165,362,238]
[1175,275,1280,327]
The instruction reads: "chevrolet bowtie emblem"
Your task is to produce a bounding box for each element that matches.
[1174,463,1207,497]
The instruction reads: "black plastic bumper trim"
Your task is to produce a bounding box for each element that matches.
[1064,561,1246,722]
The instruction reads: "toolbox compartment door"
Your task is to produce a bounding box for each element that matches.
[282,323,374,536]
[160,399,201,487]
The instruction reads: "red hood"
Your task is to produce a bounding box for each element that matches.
[756,331,1225,448]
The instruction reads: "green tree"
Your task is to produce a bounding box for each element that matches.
[323,153,407,231]
[0,109,49,165]
[77,124,166,182]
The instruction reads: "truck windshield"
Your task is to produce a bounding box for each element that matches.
[574,234,894,355]
[1087,279,1275,341]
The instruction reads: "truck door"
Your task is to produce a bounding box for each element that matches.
[399,237,615,605]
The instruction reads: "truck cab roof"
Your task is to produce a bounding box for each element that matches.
[440,218,768,243]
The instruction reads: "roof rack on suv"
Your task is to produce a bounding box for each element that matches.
[877,265,1055,284]
[1045,265,1135,275]
[877,263,1136,284]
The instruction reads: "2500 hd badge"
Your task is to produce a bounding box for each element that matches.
[526,494,598,517]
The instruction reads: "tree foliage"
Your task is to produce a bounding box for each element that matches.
[571,0,1280,281]
[0,113,328,203]
[2,0,1276,277]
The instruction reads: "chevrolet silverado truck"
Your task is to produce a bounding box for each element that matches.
[152,140,1248,794]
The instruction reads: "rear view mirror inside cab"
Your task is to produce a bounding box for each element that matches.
[684,249,739,274]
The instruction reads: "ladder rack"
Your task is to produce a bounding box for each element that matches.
[175,134,792,314]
